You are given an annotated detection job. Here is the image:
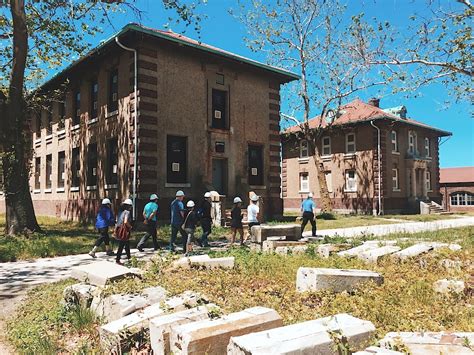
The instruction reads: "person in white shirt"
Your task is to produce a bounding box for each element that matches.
[247,194,260,236]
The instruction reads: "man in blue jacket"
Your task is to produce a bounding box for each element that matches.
[137,194,160,251]
[301,193,317,237]
[89,198,116,258]
[169,190,187,252]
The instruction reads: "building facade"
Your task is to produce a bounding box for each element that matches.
[440,167,474,212]
[0,24,297,222]
[282,99,451,214]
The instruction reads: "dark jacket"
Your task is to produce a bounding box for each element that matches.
[184,209,198,229]
[201,200,212,220]
[231,206,243,228]
[95,206,115,229]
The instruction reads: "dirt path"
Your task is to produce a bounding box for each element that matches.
[0,294,23,355]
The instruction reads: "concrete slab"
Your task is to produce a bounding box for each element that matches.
[163,291,207,311]
[317,244,351,258]
[429,242,462,251]
[433,279,465,295]
[358,246,401,263]
[275,245,308,255]
[172,255,234,269]
[70,260,135,286]
[227,313,376,354]
[337,243,381,258]
[379,331,474,355]
[297,267,383,293]
[392,243,433,260]
[169,306,282,354]
[251,224,301,243]
[149,304,218,355]
[262,240,307,253]
[353,346,403,354]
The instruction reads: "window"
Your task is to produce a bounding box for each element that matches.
[451,192,474,206]
[322,136,331,156]
[34,157,41,190]
[211,89,228,129]
[87,143,98,187]
[325,171,333,193]
[424,137,430,157]
[106,137,118,185]
[45,154,52,189]
[108,69,118,112]
[345,133,356,153]
[408,131,417,154]
[216,73,225,85]
[425,170,431,191]
[248,144,264,186]
[345,170,357,192]
[167,135,187,184]
[57,151,65,189]
[391,131,398,152]
[300,140,309,158]
[46,103,53,135]
[392,168,399,191]
[299,173,309,192]
[72,90,81,126]
[71,147,80,189]
[90,79,98,120]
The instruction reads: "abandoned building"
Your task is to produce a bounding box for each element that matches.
[440,167,474,212]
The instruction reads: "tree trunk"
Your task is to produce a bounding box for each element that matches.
[308,137,332,212]
[3,0,41,235]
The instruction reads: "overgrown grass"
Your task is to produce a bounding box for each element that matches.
[7,227,472,353]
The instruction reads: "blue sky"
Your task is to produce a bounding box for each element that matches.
[65,0,474,168]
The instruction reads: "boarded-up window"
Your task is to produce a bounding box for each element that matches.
[108,69,118,113]
[58,151,65,189]
[106,138,118,185]
[87,143,98,187]
[35,157,41,190]
[46,154,52,189]
[167,135,187,184]
[90,79,99,120]
[73,90,81,126]
[248,144,264,186]
[71,147,80,188]
[212,89,228,129]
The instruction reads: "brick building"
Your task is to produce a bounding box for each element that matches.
[440,167,474,212]
[0,24,298,222]
[282,99,451,214]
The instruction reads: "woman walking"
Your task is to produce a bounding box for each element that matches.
[230,197,245,246]
[115,199,133,265]
[89,198,116,258]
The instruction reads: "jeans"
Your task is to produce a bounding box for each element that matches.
[200,218,212,246]
[116,240,131,262]
[170,224,187,251]
[94,227,110,247]
[137,220,158,250]
[301,211,317,236]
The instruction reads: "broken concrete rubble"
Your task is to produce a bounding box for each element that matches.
[353,346,403,354]
[250,224,301,243]
[70,260,135,286]
[358,246,401,263]
[275,245,308,255]
[172,255,234,269]
[63,283,97,309]
[391,243,434,260]
[433,279,465,295]
[262,240,307,253]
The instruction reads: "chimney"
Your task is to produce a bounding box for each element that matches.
[368,98,380,107]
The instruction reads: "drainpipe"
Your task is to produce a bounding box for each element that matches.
[115,36,138,220]
[370,120,382,215]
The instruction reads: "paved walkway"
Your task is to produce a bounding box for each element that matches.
[303,216,474,238]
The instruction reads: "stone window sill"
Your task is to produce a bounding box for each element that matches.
[298,157,309,163]
[298,191,310,194]
[71,124,80,132]
[56,188,65,193]
[88,118,98,125]
[165,183,191,188]
[321,155,332,161]
[344,153,357,159]
[249,185,266,190]
[392,151,400,155]
[34,138,42,145]
[344,189,357,193]
[71,186,80,192]
[392,188,401,192]
[44,188,52,193]
[45,134,53,143]
[86,185,97,191]
[106,110,119,119]
[105,184,118,190]
[33,189,41,194]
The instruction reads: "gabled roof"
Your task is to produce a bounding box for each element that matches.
[440,167,474,184]
[284,99,451,136]
[38,23,299,91]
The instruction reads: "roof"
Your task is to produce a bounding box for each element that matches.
[39,23,299,90]
[440,167,474,184]
[284,99,452,136]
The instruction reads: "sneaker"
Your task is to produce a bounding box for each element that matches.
[137,247,144,252]
[106,251,115,256]
[115,260,123,265]
[88,251,96,258]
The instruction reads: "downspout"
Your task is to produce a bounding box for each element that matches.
[115,36,138,220]
[370,120,382,215]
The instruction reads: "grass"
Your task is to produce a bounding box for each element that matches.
[7,226,473,354]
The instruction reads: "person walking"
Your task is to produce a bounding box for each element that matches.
[137,194,159,252]
[247,194,260,236]
[199,192,212,247]
[230,197,245,245]
[301,193,317,237]
[170,190,187,252]
[183,200,198,255]
[89,198,116,258]
[115,199,133,265]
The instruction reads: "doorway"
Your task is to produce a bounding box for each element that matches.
[212,158,228,195]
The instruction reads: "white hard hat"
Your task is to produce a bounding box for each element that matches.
[150,193,158,200]
[250,194,259,202]
[204,192,211,198]
[233,197,242,203]
[187,200,195,208]
[102,198,111,205]
[123,198,133,206]
[176,190,185,197]
[308,193,313,198]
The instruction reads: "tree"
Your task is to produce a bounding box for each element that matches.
[235,0,386,212]
[0,0,203,235]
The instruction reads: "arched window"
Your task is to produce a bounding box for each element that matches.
[450,192,474,206]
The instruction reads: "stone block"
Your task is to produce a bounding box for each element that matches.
[353,346,403,354]
[433,279,465,295]
[296,267,383,293]
[250,243,262,252]
[250,224,301,243]
[358,246,401,263]
[71,260,135,286]
[392,243,433,260]
[439,259,462,271]
[227,313,376,355]
[173,255,234,269]
[379,331,474,355]
[149,304,218,355]
[262,240,307,253]
[63,283,98,309]
[430,242,462,251]
[317,244,351,258]
[169,306,282,354]
[274,245,308,255]
[163,291,207,312]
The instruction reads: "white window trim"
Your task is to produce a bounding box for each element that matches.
[299,140,309,159]
[391,130,398,153]
[105,184,118,190]
[408,131,417,154]
[392,168,399,191]
[56,187,65,193]
[424,137,431,158]
[86,185,97,191]
[345,133,356,154]
[299,173,309,193]
[344,170,357,192]
[88,118,99,125]
[426,171,432,192]
[70,186,80,192]
[322,136,331,156]
[325,171,333,193]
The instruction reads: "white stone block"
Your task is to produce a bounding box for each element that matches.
[337,244,379,257]
[169,306,282,354]
[149,304,218,355]
[63,283,98,308]
[392,243,433,260]
[317,244,350,258]
[71,260,134,286]
[173,255,234,269]
[173,255,211,268]
[358,246,401,263]
[433,279,465,294]
[379,331,474,355]
[102,294,149,322]
[274,245,308,255]
[353,346,403,354]
[164,291,207,311]
[251,224,301,243]
[262,240,307,253]
[439,259,462,271]
[227,313,376,355]
[296,267,383,293]
[429,242,462,251]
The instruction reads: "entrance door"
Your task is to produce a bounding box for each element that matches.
[212,159,227,195]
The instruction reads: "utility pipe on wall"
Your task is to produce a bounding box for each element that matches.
[115,36,138,220]
[370,120,382,215]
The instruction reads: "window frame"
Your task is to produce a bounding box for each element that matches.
[425,170,432,192]
[248,144,264,186]
[345,169,357,192]
[71,147,80,189]
[45,154,52,190]
[211,88,229,130]
[345,133,356,154]
[108,68,119,113]
[299,140,309,159]
[72,89,81,126]
[34,157,41,190]
[391,130,398,153]
[167,135,188,184]
[87,143,98,188]
[57,151,65,189]
[424,137,431,158]
[450,192,474,206]
[325,171,333,193]
[392,168,399,191]
[90,79,99,121]
[408,131,417,154]
[322,136,331,156]
[46,102,53,135]
[299,173,309,193]
[106,137,119,185]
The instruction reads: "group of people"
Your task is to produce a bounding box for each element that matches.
[88,190,262,263]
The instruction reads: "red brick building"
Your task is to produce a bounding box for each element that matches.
[440,167,474,212]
